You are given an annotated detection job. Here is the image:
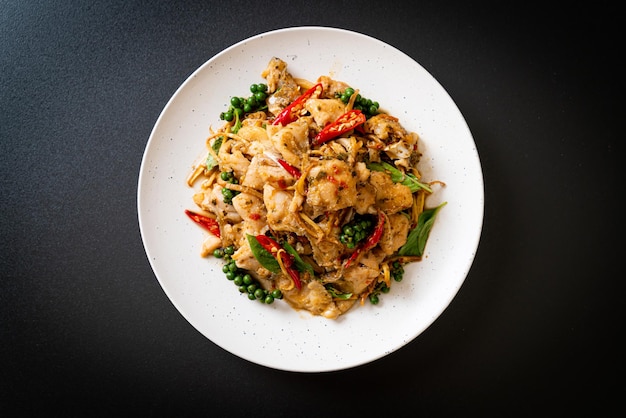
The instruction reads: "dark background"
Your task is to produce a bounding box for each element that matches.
[1,1,622,416]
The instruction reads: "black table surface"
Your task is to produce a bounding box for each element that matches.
[2,1,622,416]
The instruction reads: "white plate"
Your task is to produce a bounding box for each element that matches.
[138,26,483,372]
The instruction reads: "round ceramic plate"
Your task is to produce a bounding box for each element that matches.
[138,26,483,372]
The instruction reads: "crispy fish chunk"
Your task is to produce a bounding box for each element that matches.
[231,192,268,236]
[269,117,310,168]
[304,98,346,127]
[263,184,306,235]
[378,213,411,255]
[262,57,301,116]
[283,280,342,319]
[339,249,386,294]
[369,171,413,214]
[364,114,407,143]
[306,160,357,212]
[317,75,351,99]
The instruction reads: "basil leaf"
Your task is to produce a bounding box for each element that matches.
[246,234,280,273]
[205,136,223,171]
[403,172,433,193]
[283,241,315,277]
[325,285,353,300]
[367,161,432,193]
[398,202,447,257]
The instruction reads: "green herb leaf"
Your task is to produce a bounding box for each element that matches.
[398,202,447,257]
[205,136,223,171]
[283,241,315,277]
[246,234,280,273]
[324,285,353,300]
[367,161,432,193]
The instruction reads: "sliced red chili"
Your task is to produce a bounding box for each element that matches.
[277,158,301,178]
[185,209,220,238]
[344,211,385,268]
[312,109,366,146]
[255,235,280,253]
[255,235,302,289]
[272,83,323,126]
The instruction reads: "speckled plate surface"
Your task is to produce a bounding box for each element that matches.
[138,26,484,372]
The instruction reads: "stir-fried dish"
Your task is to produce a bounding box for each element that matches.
[186,57,445,319]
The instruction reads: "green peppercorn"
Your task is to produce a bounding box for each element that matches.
[369,294,379,305]
[222,188,233,203]
[242,274,253,285]
[230,96,241,108]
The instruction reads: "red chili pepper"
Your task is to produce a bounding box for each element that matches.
[344,211,385,268]
[185,209,221,238]
[272,83,323,126]
[255,235,302,289]
[313,109,366,146]
[277,158,301,178]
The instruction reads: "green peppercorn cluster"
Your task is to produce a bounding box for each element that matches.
[368,261,405,304]
[220,171,240,204]
[339,215,375,249]
[368,282,390,305]
[214,245,283,304]
[219,83,268,122]
[336,87,380,119]
[390,260,405,282]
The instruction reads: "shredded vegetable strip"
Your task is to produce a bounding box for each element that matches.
[299,212,325,240]
[187,160,207,186]
[223,183,264,200]
[201,170,219,190]
[275,249,296,288]
[382,262,391,288]
[412,191,425,225]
